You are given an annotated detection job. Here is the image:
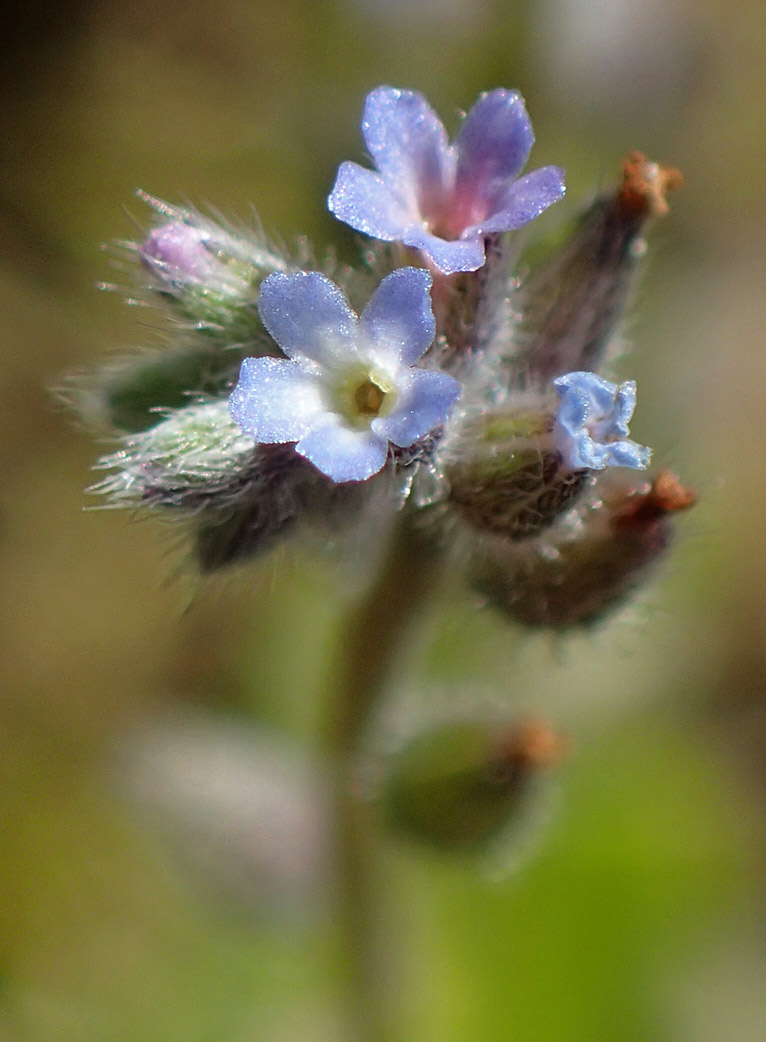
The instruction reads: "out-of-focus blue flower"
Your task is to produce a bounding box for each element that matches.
[228,267,461,482]
[328,86,565,276]
[553,371,652,471]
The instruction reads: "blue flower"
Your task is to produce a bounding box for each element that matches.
[228,267,461,482]
[328,86,565,276]
[553,371,652,471]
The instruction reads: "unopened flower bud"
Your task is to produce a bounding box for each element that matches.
[91,400,373,571]
[70,342,245,433]
[136,195,289,341]
[518,151,683,380]
[384,718,565,851]
[472,469,696,628]
[92,400,259,508]
[446,408,587,540]
[141,223,227,283]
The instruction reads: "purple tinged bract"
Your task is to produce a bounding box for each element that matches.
[228,267,461,483]
[328,86,566,276]
[553,371,652,472]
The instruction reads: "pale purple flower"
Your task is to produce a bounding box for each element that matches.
[228,267,461,483]
[328,86,565,276]
[553,371,652,471]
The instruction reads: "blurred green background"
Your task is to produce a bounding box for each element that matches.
[1,0,765,1039]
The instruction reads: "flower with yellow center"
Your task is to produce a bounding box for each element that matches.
[229,268,461,482]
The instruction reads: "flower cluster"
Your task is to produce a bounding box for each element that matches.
[77,86,693,628]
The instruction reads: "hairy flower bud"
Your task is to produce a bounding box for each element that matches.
[471,470,696,628]
[92,400,260,507]
[384,718,564,851]
[136,195,289,343]
[68,343,245,433]
[90,400,374,571]
[446,406,588,539]
[517,152,683,380]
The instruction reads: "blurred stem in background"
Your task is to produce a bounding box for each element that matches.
[323,518,443,1042]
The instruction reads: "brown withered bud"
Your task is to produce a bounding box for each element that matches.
[472,469,696,628]
[516,152,683,381]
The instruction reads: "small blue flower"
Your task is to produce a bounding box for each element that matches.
[228,267,461,482]
[553,371,652,471]
[328,86,565,276]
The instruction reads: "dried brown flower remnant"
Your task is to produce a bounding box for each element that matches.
[494,719,568,775]
[618,150,684,218]
[615,469,697,530]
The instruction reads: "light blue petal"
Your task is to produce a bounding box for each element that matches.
[372,368,461,447]
[603,440,652,469]
[257,271,358,366]
[360,267,435,366]
[228,357,325,443]
[553,371,651,472]
[403,225,487,275]
[567,432,610,470]
[554,371,616,413]
[610,381,637,436]
[454,90,534,211]
[464,166,566,236]
[361,86,452,212]
[328,162,414,240]
[296,421,389,482]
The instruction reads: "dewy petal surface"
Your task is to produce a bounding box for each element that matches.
[360,267,435,366]
[372,368,461,447]
[465,166,566,236]
[361,86,451,210]
[258,271,358,366]
[403,226,487,275]
[296,422,389,482]
[454,90,534,210]
[328,163,415,241]
[228,357,325,443]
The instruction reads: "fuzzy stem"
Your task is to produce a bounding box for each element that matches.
[323,516,442,1042]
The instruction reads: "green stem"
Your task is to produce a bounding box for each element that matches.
[323,516,442,1042]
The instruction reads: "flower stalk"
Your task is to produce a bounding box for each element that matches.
[323,517,443,1042]
[65,82,698,1042]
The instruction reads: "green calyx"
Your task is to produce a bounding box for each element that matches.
[384,721,560,852]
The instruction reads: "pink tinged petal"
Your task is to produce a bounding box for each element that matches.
[464,166,566,236]
[372,369,461,447]
[257,271,358,366]
[360,267,435,366]
[141,223,215,281]
[296,421,389,482]
[228,357,325,443]
[403,225,487,275]
[328,162,416,240]
[361,86,453,212]
[454,90,535,215]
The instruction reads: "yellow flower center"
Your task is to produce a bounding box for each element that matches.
[354,378,387,416]
[333,365,396,429]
